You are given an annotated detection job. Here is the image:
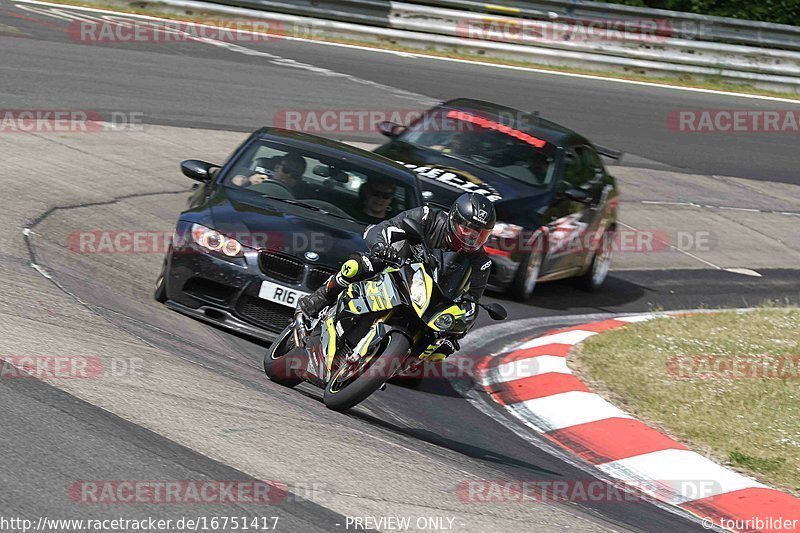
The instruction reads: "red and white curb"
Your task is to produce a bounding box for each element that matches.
[476,315,800,532]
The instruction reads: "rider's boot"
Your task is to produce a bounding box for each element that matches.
[297,258,363,319]
[298,275,345,318]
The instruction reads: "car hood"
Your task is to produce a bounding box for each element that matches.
[205,188,368,268]
[375,141,552,227]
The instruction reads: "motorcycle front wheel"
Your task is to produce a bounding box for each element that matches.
[323,333,410,412]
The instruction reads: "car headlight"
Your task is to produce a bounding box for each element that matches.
[492,223,523,239]
[191,223,244,257]
[433,313,454,331]
[410,269,428,307]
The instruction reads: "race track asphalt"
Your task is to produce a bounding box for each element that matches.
[2,2,799,531]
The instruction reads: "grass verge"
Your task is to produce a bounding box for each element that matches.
[29,0,800,102]
[574,308,800,495]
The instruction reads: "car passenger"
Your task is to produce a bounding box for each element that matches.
[358,177,396,224]
[231,153,307,195]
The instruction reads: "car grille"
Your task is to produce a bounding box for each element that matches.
[307,267,336,291]
[236,295,293,333]
[259,251,304,284]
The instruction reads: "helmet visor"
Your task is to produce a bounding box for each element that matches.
[449,209,492,251]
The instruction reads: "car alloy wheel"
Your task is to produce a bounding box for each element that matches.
[510,234,544,301]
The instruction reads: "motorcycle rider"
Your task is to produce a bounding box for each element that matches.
[297,192,496,358]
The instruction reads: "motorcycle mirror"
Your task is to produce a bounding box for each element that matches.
[401,218,425,244]
[484,303,508,321]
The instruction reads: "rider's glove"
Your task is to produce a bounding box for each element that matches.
[429,336,460,361]
[370,242,399,265]
[441,336,460,354]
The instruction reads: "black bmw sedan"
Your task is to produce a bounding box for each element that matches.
[155,128,423,341]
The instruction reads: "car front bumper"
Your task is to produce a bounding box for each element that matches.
[162,244,333,341]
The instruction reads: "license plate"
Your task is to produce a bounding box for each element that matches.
[258,280,308,308]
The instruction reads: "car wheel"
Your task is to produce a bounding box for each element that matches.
[263,326,304,388]
[509,235,544,301]
[153,260,168,303]
[578,227,614,291]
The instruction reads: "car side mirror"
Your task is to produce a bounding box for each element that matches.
[181,159,218,182]
[312,164,330,177]
[401,218,425,243]
[331,170,349,183]
[560,182,591,203]
[484,303,508,321]
[377,121,405,138]
[565,187,590,203]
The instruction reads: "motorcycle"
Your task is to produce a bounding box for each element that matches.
[263,218,507,412]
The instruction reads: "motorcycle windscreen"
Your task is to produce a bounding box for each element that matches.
[436,251,472,300]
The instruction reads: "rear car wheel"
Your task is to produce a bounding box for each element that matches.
[324,333,410,412]
[578,227,614,291]
[263,325,304,388]
[509,235,544,301]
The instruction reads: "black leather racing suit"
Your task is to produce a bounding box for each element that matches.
[364,205,492,303]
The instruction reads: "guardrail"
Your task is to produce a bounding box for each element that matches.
[211,0,391,26]
[415,0,800,51]
[390,2,800,79]
[155,0,800,94]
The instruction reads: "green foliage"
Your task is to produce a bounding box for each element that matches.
[612,0,800,25]
[729,450,787,475]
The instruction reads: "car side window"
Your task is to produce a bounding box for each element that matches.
[579,146,606,183]
[222,139,416,224]
[563,147,593,187]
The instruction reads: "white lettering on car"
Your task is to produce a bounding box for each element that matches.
[399,162,503,202]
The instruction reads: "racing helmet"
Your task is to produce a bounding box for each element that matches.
[447,193,496,252]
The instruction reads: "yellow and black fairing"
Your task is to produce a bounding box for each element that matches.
[313,268,409,383]
[315,252,474,384]
[402,251,474,363]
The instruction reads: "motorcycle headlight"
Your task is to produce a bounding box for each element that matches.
[410,269,428,307]
[433,313,454,331]
[191,223,244,257]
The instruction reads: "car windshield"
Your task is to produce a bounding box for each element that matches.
[399,109,556,187]
[222,140,416,224]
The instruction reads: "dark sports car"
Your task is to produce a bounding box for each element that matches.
[374,98,620,300]
[155,128,423,340]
